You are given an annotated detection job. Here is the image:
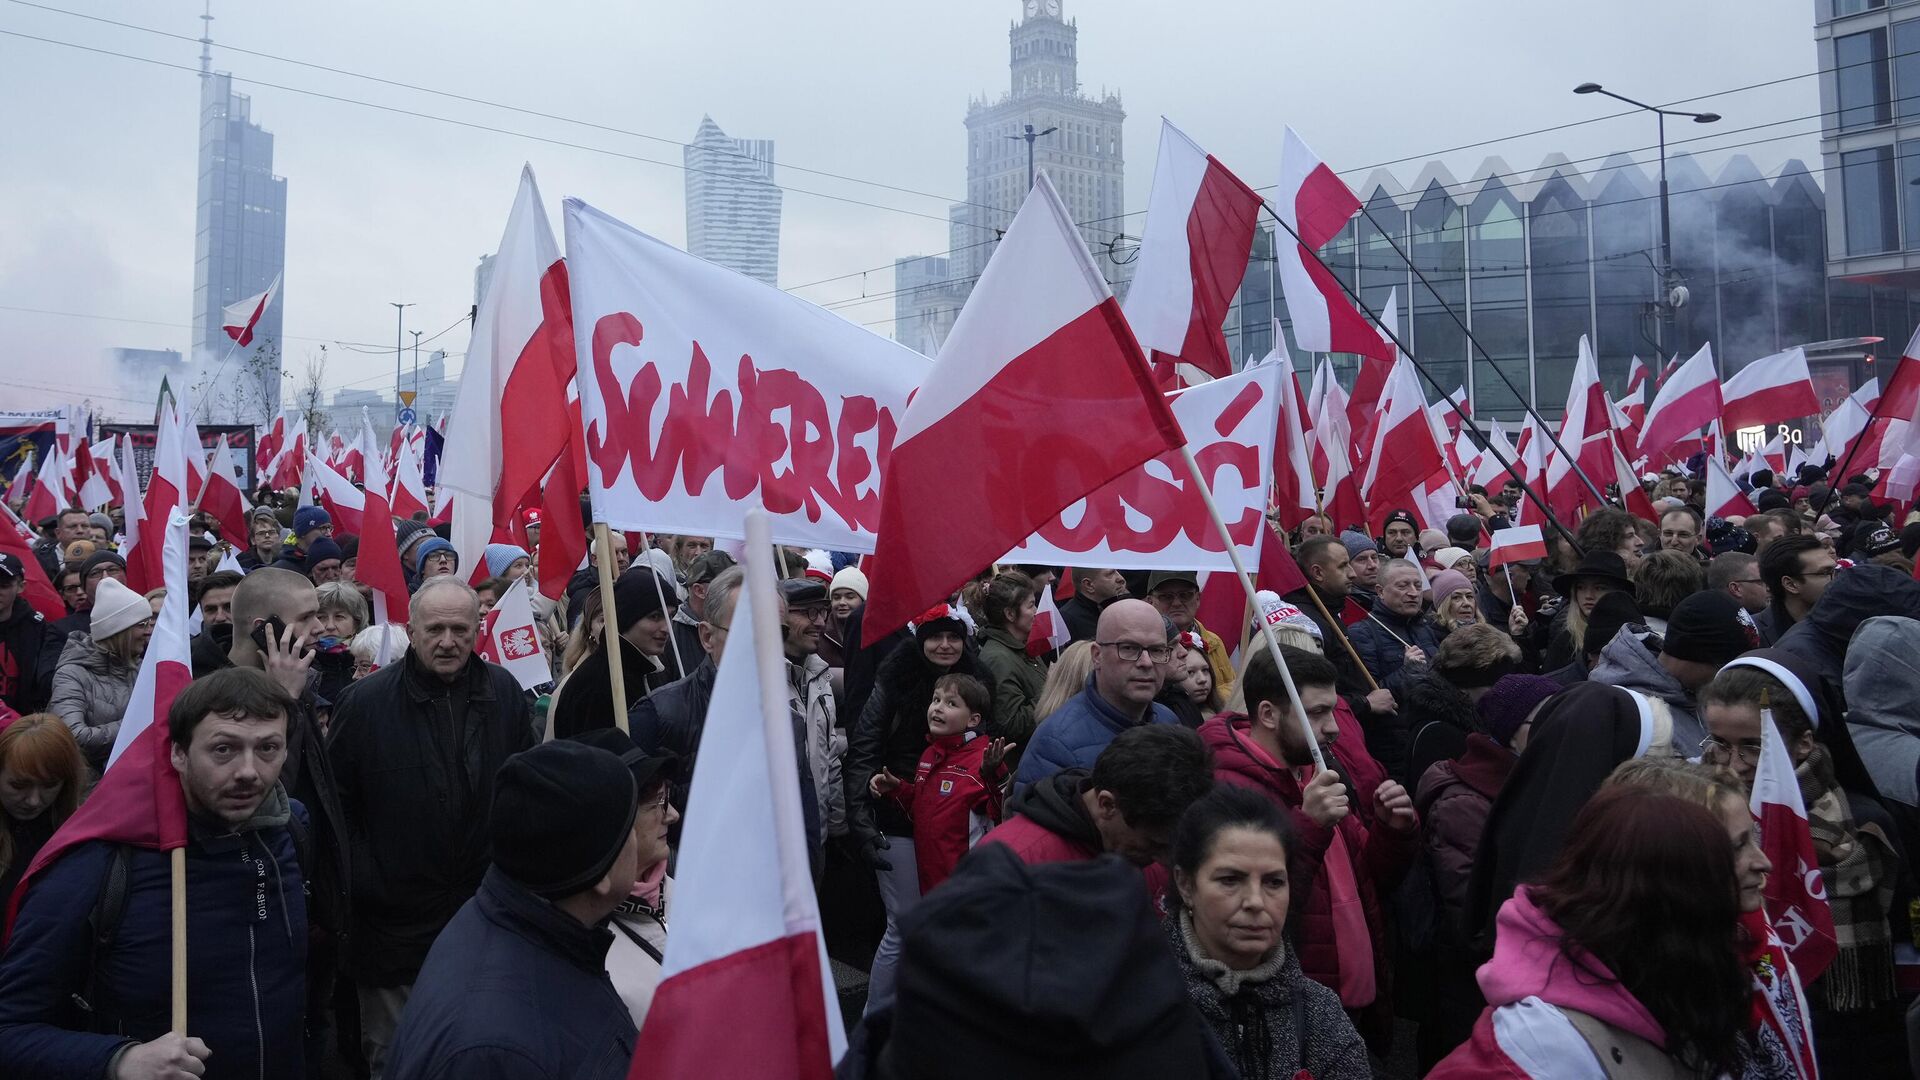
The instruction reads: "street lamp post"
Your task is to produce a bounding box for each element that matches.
[1574,83,1719,368]
[411,329,423,403]
[1006,122,1058,191]
[389,301,413,425]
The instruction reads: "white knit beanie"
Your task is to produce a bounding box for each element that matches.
[90,576,152,642]
[829,566,869,601]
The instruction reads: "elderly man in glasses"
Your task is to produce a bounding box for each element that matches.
[1013,598,1180,794]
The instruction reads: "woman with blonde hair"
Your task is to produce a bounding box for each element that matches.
[1029,640,1093,727]
[0,713,87,911]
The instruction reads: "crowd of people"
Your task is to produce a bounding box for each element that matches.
[2,459,1920,1078]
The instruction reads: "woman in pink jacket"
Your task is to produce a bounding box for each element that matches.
[1431,784,1750,1078]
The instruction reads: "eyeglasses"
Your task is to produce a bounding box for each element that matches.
[1731,578,1764,586]
[1699,734,1763,766]
[639,789,672,814]
[1098,640,1175,664]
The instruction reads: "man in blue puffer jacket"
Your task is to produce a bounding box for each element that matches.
[1014,599,1177,795]
[0,667,309,1080]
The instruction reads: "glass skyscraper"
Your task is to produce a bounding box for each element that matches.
[190,69,287,414]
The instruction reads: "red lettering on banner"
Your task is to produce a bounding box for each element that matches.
[586,311,897,530]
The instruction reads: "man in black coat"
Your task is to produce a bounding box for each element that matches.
[327,576,536,1078]
[1058,567,1128,643]
[0,553,54,714]
[629,565,737,826]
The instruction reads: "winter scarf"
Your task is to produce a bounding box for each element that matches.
[1796,744,1896,1012]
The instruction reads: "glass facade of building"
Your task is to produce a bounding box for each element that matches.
[1225,152,1913,422]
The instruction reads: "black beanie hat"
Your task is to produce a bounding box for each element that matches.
[611,568,679,632]
[1661,591,1760,667]
[879,846,1217,1079]
[1583,591,1643,659]
[490,742,639,899]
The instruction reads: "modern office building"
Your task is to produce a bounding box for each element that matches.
[1225,150,1901,425]
[684,116,782,287]
[895,1,1129,354]
[190,21,287,416]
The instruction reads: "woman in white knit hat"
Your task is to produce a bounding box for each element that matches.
[46,575,153,771]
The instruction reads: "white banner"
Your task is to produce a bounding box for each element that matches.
[564,199,929,551]
[1004,362,1281,570]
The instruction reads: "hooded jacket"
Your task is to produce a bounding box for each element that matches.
[847,636,985,841]
[1197,712,1414,1042]
[977,768,1102,865]
[887,731,1006,893]
[327,649,536,986]
[975,626,1047,743]
[1011,673,1177,794]
[1777,563,1920,714]
[0,790,309,1080]
[1586,625,1705,754]
[1845,617,1920,808]
[0,596,53,715]
[383,867,635,1080]
[1402,668,1482,790]
[46,630,136,767]
[1414,734,1515,946]
[1430,887,1674,1079]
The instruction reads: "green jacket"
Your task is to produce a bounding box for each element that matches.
[976,626,1048,743]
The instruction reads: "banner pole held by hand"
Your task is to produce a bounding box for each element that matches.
[592,523,630,732]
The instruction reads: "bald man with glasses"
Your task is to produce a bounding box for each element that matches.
[1013,598,1180,793]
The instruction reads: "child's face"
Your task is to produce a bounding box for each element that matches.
[926,686,980,737]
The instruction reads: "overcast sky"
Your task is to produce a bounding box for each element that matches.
[1,0,1821,418]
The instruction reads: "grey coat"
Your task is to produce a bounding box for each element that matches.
[1844,616,1920,808]
[1586,624,1706,755]
[46,631,134,766]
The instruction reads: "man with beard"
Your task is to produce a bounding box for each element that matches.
[0,668,309,1080]
[188,570,244,678]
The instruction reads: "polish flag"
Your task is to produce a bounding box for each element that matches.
[1871,329,1920,468]
[220,273,281,348]
[1307,357,1345,481]
[1360,355,1447,533]
[1546,336,1613,518]
[1267,333,1319,531]
[0,502,66,620]
[1752,702,1838,982]
[198,435,252,547]
[1637,343,1721,465]
[1625,355,1649,399]
[1486,525,1547,569]
[442,167,576,577]
[179,411,209,504]
[4,495,193,939]
[1470,418,1516,491]
[1025,583,1071,659]
[76,437,116,509]
[1514,414,1547,491]
[1879,453,1920,511]
[389,430,430,522]
[1723,347,1818,434]
[1658,351,1684,385]
[478,578,552,690]
[631,532,844,1079]
[536,401,590,602]
[20,446,73,524]
[1613,381,1646,448]
[3,458,31,507]
[1706,452,1759,520]
[1345,289,1398,450]
[1435,384,1470,439]
[265,429,306,492]
[310,454,409,625]
[124,406,188,595]
[1449,428,1481,481]
[1757,430,1790,477]
[1272,126,1391,365]
[1809,379,1876,465]
[256,411,287,469]
[117,433,143,558]
[863,173,1182,640]
[1125,119,1263,385]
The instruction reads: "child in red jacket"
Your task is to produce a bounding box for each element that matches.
[869,673,1013,895]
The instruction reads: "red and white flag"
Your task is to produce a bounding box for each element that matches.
[221,273,280,348]
[1486,525,1547,569]
[1723,347,1818,434]
[1546,336,1613,518]
[265,428,306,492]
[1752,702,1839,983]
[199,434,252,547]
[1309,362,1365,531]
[124,406,189,595]
[1360,355,1447,532]
[1435,384,1470,439]
[0,501,66,620]
[76,437,117,509]
[477,578,551,690]
[1468,418,1514,491]
[311,454,410,625]
[1625,355,1649,399]
[5,466,193,937]
[1345,290,1398,450]
[862,173,1182,640]
[117,433,143,557]
[1124,119,1263,385]
[20,446,73,525]
[1270,335,1320,531]
[256,411,288,470]
[443,167,576,576]
[1026,583,1071,659]
[1637,343,1720,467]
[1271,127,1391,365]
[389,429,430,522]
[631,529,843,1079]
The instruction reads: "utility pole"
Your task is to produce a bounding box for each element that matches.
[1006,122,1058,191]
[1573,83,1720,372]
[390,301,413,426]
[411,329,423,402]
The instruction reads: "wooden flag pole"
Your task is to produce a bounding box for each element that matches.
[592,522,630,732]
[1293,577,1383,693]
[171,846,187,1033]
[1178,444,1327,771]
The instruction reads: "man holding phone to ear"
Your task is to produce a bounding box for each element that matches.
[223,567,352,1076]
